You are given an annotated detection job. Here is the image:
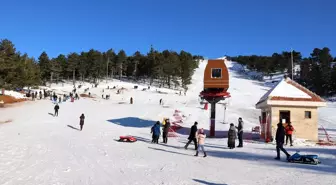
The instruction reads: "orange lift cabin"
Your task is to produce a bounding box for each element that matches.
[200,59,231,137]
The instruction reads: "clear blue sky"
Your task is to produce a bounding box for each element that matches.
[1,0,335,59]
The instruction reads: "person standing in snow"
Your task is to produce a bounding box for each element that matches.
[162,119,171,143]
[159,98,162,105]
[39,91,42,100]
[235,117,244,147]
[79,114,85,131]
[285,122,294,146]
[184,122,198,150]
[228,123,237,149]
[151,121,161,144]
[130,97,133,104]
[54,104,60,117]
[275,122,291,160]
[195,128,207,157]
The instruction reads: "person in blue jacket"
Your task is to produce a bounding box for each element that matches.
[151,121,161,144]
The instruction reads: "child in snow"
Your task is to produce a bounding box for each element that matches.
[195,128,207,157]
[228,123,237,149]
[79,114,85,131]
[54,104,60,117]
[151,121,161,144]
[285,122,294,146]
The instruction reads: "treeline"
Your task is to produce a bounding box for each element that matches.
[0,39,203,91]
[230,47,336,96]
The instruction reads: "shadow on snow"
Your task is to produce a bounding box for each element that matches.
[193,179,228,185]
[107,117,156,128]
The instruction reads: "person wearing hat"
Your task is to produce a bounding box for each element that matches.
[235,117,244,147]
[185,122,198,150]
[195,128,207,157]
[162,118,171,143]
[228,123,237,149]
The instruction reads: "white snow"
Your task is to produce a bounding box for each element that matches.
[2,90,27,99]
[258,78,311,103]
[0,60,335,185]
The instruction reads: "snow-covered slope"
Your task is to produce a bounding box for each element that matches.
[0,60,335,185]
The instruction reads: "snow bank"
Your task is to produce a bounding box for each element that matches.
[3,90,26,99]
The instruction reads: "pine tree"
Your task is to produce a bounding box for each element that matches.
[38,52,51,83]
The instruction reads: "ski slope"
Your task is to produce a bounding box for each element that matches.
[0,60,335,185]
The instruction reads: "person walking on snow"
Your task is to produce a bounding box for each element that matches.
[151,121,161,144]
[228,123,237,149]
[54,104,60,117]
[275,122,291,160]
[184,122,198,150]
[162,119,171,143]
[130,97,133,104]
[79,114,85,131]
[195,128,207,157]
[235,117,244,147]
[285,122,294,146]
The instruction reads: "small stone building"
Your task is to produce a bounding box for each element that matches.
[255,76,326,142]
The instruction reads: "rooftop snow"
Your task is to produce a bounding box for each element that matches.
[258,79,311,103]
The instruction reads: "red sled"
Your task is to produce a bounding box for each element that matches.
[119,136,137,142]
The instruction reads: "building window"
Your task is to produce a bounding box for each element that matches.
[211,68,222,78]
[305,111,312,119]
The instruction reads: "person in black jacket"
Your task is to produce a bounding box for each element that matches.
[275,122,291,160]
[184,122,198,150]
[162,119,171,143]
[54,104,60,117]
[79,114,85,131]
[235,117,244,147]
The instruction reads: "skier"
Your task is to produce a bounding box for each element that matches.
[130,97,133,104]
[285,122,294,146]
[275,122,291,160]
[184,122,198,150]
[79,114,85,131]
[162,119,170,143]
[228,123,237,149]
[54,104,60,117]
[235,117,244,147]
[151,121,161,144]
[195,128,207,157]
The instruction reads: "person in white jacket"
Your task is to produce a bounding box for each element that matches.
[195,128,207,157]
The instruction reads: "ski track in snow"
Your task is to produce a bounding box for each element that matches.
[0,60,335,185]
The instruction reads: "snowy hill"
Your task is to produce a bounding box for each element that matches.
[0,59,335,185]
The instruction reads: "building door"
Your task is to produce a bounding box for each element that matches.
[279,111,290,124]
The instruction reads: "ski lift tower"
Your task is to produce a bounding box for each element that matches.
[200,59,230,137]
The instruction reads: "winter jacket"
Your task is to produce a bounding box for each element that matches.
[163,121,171,133]
[80,115,85,125]
[152,124,161,136]
[188,125,198,140]
[276,123,286,144]
[228,126,237,146]
[285,125,294,135]
[197,133,206,145]
[237,120,244,133]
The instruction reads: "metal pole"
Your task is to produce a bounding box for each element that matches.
[210,102,216,137]
[291,49,294,80]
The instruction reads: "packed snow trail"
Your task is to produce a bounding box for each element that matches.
[0,60,335,185]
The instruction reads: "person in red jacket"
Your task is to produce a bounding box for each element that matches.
[285,122,294,146]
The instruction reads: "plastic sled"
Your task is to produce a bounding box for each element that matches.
[287,152,321,165]
[118,136,137,143]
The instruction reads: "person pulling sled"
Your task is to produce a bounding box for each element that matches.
[275,122,291,160]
